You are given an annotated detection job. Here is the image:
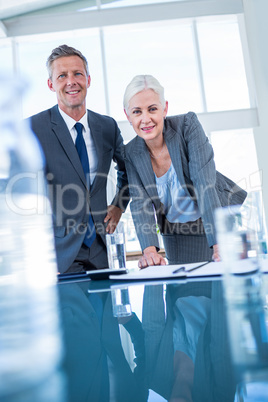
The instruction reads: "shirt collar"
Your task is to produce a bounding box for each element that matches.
[58,106,88,131]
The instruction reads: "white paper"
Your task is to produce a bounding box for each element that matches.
[109,259,266,281]
[109,261,209,280]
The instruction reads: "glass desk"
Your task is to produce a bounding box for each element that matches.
[56,271,268,402]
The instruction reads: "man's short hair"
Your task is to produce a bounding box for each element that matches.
[46,44,89,78]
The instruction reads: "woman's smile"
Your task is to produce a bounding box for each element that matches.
[126,89,168,143]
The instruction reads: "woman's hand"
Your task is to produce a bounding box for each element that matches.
[138,246,166,269]
[212,244,220,262]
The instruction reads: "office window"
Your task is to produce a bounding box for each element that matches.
[17,29,106,118]
[104,20,202,121]
[211,128,259,192]
[197,16,250,111]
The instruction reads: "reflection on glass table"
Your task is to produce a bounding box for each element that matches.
[57,272,268,402]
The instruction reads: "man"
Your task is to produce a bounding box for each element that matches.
[29,44,129,274]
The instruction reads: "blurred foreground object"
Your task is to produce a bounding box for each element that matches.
[0,75,65,401]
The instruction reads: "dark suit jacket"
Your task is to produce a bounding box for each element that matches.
[123,112,247,251]
[29,105,129,273]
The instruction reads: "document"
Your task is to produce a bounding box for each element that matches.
[109,261,212,280]
[109,259,266,281]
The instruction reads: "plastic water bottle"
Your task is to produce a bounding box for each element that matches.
[215,205,268,394]
[0,76,65,401]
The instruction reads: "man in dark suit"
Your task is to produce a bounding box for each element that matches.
[29,44,129,273]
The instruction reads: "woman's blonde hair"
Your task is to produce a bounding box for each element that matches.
[123,75,166,113]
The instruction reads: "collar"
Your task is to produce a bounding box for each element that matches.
[58,106,88,130]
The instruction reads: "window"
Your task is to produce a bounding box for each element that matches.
[197,16,250,111]
[104,20,202,121]
[211,128,259,191]
[17,29,106,118]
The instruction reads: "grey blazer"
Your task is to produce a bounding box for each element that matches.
[123,112,247,251]
[29,105,129,273]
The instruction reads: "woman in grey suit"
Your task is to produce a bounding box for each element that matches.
[123,75,247,268]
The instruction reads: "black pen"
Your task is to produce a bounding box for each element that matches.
[172,261,210,274]
[172,266,186,274]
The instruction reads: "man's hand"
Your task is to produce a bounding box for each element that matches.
[212,244,220,261]
[104,205,123,234]
[138,246,166,269]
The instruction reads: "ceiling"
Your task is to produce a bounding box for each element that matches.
[0,0,243,38]
[0,0,131,19]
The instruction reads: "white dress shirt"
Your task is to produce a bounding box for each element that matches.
[58,106,98,185]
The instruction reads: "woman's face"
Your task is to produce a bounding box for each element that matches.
[125,89,168,142]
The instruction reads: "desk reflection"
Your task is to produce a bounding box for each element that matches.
[57,276,268,402]
[58,282,148,402]
[142,278,268,402]
[142,282,238,402]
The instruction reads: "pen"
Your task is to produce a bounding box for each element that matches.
[172,261,210,274]
[172,266,185,274]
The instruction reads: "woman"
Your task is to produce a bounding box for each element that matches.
[123,75,247,268]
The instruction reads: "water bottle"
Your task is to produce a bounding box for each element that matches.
[215,206,268,396]
[0,75,65,401]
[106,221,127,270]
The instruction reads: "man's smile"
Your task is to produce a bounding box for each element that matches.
[66,90,79,95]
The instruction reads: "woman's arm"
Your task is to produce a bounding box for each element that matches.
[183,112,222,247]
[123,147,160,254]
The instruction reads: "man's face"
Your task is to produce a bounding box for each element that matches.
[48,55,90,116]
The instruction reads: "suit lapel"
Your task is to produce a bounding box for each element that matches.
[164,124,186,186]
[164,122,194,200]
[50,106,87,189]
[131,137,160,204]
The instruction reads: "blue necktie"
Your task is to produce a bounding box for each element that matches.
[75,122,96,248]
